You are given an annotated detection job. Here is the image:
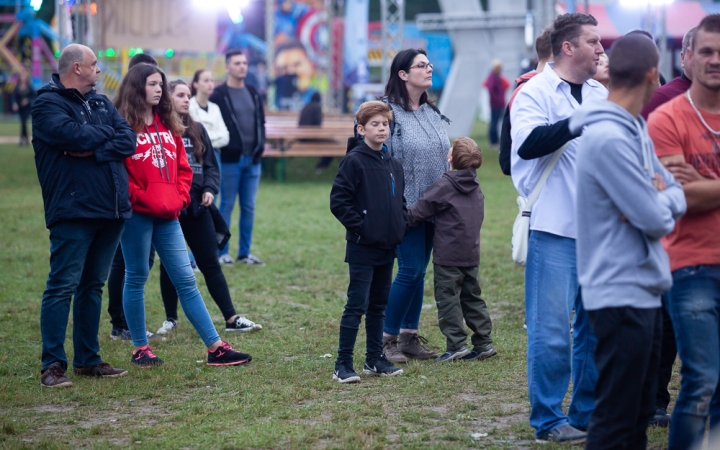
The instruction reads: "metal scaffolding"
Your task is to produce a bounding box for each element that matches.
[380,0,404,84]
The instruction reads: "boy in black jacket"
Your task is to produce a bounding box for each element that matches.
[329,101,407,383]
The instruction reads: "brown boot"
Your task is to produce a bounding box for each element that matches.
[398,332,438,360]
[382,335,408,363]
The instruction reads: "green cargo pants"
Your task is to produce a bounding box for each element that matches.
[434,264,493,352]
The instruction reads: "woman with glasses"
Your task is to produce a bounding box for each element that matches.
[380,48,451,363]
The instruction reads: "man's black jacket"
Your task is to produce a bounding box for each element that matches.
[32,74,136,228]
[330,138,407,250]
[209,83,266,164]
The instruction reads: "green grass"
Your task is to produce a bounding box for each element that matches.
[0,121,675,449]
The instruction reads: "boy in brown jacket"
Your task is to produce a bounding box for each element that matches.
[407,137,496,362]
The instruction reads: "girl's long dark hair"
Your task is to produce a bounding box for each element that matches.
[383,48,433,112]
[191,69,211,97]
[114,63,184,136]
[169,79,205,163]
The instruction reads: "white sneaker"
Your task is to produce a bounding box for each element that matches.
[218,254,235,265]
[156,319,177,335]
[225,316,263,332]
[236,254,265,267]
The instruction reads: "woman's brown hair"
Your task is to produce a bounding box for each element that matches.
[451,137,482,170]
[169,79,206,163]
[114,63,184,136]
[191,69,211,97]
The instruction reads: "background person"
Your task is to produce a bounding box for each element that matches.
[12,72,36,146]
[639,25,696,428]
[381,48,450,363]
[189,69,230,159]
[114,63,251,368]
[483,60,510,147]
[591,53,609,89]
[210,49,267,267]
[156,80,262,335]
[33,44,135,387]
[571,34,685,449]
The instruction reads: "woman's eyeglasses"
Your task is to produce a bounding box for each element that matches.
[409,62,433,71]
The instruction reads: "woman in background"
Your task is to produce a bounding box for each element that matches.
[12,73,36,146]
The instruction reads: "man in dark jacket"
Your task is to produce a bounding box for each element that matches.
[209,49,267,267]
[329,101,407,383]
[33,44,136,387]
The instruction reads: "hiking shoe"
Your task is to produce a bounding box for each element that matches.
[146,330,164,341]
[649,408,671,427]
[363,356,403,376]
[536,424,587,443]
[110,328,131,341]
[397,332,438,360]
[237,254,265,267]
[207,341,252,366]
[40,362,73,388]
[131,345,163,368]
[156,319,177,335]
[218,254,235,265]
[73,362,128,378]
[462,344,497,361]
[435,346,471,362]
[332,361,361,384]
[190,260,200,273]
[225,316,263,332]
[382,335,408,363]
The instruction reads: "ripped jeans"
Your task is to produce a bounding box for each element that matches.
[666,265,720,450]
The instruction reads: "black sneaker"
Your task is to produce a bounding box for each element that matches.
[332,361,360,384]
[462,344,497,361]
[207,341,252,366]
[536,424,586,443]
[649,408,671,427]
[363,356,403,376]
[435,346,471,362]
[110,328,131,341]
[225,316,263,333]
[131,345,163,368]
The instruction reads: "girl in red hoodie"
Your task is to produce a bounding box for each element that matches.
[114,63,251,367]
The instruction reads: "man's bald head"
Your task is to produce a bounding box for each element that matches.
[58,44,100,94]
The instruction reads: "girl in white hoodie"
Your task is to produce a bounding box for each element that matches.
[189,69,229,156]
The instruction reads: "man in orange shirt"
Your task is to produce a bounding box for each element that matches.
[648,15,720,450]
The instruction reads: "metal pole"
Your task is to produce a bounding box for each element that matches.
[659,4,669,80]
[265,0,275,111]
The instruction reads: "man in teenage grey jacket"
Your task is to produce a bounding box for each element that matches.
[570,34,686,449]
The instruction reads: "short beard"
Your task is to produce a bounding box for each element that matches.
[698,77,720,92]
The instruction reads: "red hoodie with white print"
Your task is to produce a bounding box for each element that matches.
[124,112,192,220]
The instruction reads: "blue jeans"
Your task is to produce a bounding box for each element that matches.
[120,213,220,348]
[219,155,261,257]
[41,219,124,371]
[666,265,720,450]
[525,230,598,437]
[384,222,434,335]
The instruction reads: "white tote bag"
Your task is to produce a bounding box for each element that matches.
[511,144,569,266]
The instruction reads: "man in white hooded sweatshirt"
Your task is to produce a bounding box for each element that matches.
[570,34,686,449]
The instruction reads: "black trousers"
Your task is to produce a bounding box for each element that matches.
[159,210,236,322]
[586,306,662,450]
[107,244,155,330]
[655,298,678,410]
[19,106,30,140]
[337,262,393,364]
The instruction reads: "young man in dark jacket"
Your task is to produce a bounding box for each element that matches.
[32,44,136,387]
[209,49,267,266]
[408,137,496,363]
[329,101,407,383]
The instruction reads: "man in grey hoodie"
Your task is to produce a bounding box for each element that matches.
[570,34,686,449]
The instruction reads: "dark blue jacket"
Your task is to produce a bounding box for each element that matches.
[32,74,136,228]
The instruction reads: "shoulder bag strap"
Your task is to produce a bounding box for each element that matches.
[525,142,570,210]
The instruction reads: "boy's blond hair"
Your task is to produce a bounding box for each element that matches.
[451,137,482,170]
[355,100,393,126]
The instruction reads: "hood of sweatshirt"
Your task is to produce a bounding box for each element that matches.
[444,167,479,194]
[569,100,656,179]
